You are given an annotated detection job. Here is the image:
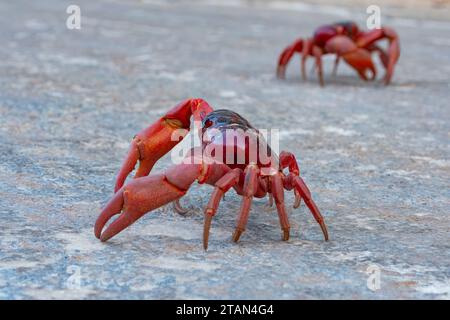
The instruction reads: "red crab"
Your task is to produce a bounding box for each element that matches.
[94,98,329,249]
[277,21,400,85]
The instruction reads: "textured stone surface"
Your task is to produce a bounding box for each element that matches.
[0,0,449,299]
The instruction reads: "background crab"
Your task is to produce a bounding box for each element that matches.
[277,21,400,85]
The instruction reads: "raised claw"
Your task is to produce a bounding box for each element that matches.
[356,26,400,85]
[325,35,376,82]
[114,98,213,192]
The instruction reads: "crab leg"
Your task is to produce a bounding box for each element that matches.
[271,172,290,241]
[312,46,325,86]
[277,38,304,79]
[292,175,329,241]
[279,151,328,240]
[301,38,313,80]
[332,55,340,76]
[259,176,273,207]
[232,164,259,243]
[203,168,242,250]
[114,98,213,192]
[279,151,301,208]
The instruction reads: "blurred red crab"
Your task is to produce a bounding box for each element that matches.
[277,21,400,85]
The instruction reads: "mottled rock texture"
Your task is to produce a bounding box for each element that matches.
[0,0,449,299]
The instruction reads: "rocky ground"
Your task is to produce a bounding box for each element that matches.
[0,0,449,299]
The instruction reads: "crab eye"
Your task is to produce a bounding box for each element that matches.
[204,119,213,128]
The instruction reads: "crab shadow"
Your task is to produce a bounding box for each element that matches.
[277,74,444,89]
[280,74,385,88]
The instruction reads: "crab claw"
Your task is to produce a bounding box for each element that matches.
[96,174,187,241]
[325,35,376,82]
[356,27,400,85]
[97,160,204,242]
[342,48,377,81]
[114,98,213,192]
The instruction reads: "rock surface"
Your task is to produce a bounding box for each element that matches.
[0,0,449,299]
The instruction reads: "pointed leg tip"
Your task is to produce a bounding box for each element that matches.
[203,214,215,251]
[232,230,242,243]
[202,239,209,251]
[282,229,290,241]
[321,224,329,241]
[276,66,286,79]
